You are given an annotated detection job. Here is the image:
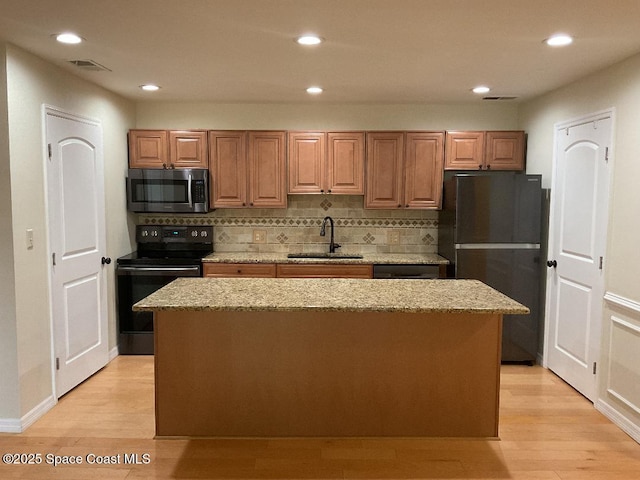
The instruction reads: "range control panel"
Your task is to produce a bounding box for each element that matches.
[136,225,213,244]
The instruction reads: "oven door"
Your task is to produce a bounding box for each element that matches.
[116,265,201,354]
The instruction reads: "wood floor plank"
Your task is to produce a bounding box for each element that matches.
[1,356,639,479]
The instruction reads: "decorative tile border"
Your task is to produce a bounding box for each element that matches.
[138,215,438,228]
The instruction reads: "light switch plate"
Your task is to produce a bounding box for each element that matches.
[26,228,34,249]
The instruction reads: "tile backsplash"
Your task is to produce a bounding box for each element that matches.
[139,196,438,255]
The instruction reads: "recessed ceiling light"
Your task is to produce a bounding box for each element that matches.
[472,86,491,94]
[140,84,161,92]
[55,32,83,44]
[545,34,573,47]
[296,35,323,46]
[306,86,323,95]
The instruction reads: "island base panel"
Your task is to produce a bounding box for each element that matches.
[154,310,502,437]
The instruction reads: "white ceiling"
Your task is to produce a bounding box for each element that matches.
[1,0,640,104]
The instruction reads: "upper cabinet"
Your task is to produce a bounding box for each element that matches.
[129,129,208,169]
[209,131,287,209]
[445,130,525,171]
[288,131,364,195]
[365,131,445,209]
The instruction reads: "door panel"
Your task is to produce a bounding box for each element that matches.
[46,108,108,398]
[546,114,612,401]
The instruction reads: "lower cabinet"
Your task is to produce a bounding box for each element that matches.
[203,263,374,278]
[276,263,373,279]
[203,263,277,278]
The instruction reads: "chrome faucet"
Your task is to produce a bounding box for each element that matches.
[320,216,341,253]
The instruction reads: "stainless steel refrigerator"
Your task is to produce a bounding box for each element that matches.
[439,173,543,363]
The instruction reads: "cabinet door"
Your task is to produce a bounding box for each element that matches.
[444,131,484,170]
[365,132,404,209]
[128,130,168,168]
[288,132,325,194]
[203,263,277,278]
[327,132,365,194]
[209,131,247,208]
[248,131,287,208]
[404,132,445,209]
[485,131,525,171]
[170,130,208,168]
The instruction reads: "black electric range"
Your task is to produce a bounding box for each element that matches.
[116,225,213,354]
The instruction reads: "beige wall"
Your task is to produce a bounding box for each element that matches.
[519,52,640,441]
[1,44,135,424]
[135,102,520,131]
[0,45,21,421]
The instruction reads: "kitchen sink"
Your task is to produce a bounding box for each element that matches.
[287,253,363,259]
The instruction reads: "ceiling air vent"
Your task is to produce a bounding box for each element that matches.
[482,96,518,101]
[68,59,111,72]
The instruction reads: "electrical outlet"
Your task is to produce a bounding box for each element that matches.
[253,229,267,244]
[388,230,400,245]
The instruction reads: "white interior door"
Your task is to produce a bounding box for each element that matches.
[545,112,612,401]
[45,107,109,398]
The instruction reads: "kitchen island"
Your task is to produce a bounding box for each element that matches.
[134,278,528,438]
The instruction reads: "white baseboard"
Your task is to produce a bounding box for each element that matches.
[109,346,119,362]
[597,399,640,444]
[0,395,57,433]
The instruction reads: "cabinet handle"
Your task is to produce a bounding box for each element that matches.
[237,269,242,274]
[320,189,324,193]
[250,202,254,207]
[398,204,402,208]
[478,164,483,170]
[163,163,168,169]
[486,164,491,170]
[328,189,332,193]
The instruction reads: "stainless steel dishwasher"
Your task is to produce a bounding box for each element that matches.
[373,264,441,279]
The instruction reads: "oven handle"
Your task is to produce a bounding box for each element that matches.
[116,266,201,276]
[188,173,193,208]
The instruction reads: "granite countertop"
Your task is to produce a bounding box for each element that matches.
[202,252,449,265]
[134,278,528,314]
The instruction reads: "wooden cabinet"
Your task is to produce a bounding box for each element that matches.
[128,130,168,168]
[404,132,445,209]
[209,131,287,209]
[288,131,364,194]
[288,132,325,194]
[209,131,247,208]
[169,130,208,168]
[365,131,444,209]
[445,130,525,171]
[129,129,208,169]
[327,132,365,194]
[276,263,373,278]
[203,263,276,278]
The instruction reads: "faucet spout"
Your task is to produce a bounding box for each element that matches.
[320,216,341,253]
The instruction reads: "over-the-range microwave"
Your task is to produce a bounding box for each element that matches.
[126,168,209,213]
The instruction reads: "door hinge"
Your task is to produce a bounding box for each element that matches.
[605,147,609,163]
[599,256,603,270]
[48,143,52,159]
[52,252,56,266]
[56,357,60,371]
[593,362,597,375]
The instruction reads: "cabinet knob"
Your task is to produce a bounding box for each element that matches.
[327,189,332,193]
[320,189,324,193]
[547,260,557,268]
[478,164,483,170]
[486,164,491,170]
[101,257,112,265]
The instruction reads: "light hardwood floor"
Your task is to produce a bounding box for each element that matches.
[1,355,639,479]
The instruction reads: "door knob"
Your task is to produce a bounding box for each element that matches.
[101,257,112,265]
[546,260,557,268]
